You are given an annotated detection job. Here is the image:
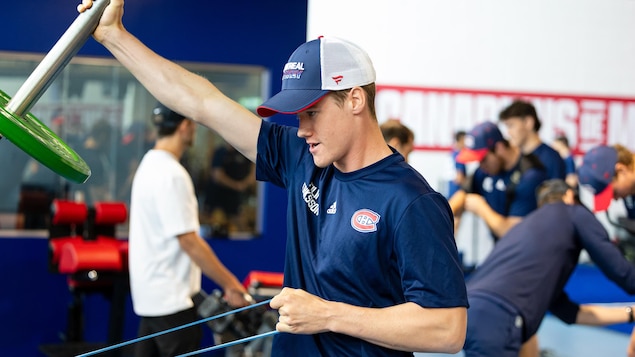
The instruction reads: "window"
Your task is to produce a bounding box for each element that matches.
[0,51,266,239]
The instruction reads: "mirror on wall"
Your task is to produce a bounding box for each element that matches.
[0,51,267,239]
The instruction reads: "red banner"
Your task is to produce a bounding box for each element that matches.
[376,85,635,154]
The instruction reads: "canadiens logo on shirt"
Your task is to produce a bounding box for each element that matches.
[351,209,380,233]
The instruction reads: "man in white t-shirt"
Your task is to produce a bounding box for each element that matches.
[128,103,250,356]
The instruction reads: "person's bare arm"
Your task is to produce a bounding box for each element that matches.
[78,0,261,162]
[576,303,635,357]
[270,288,466,353]
[178,231,249,307]
[464,193,522,238]
[628,326,635,357]
[447,190,466,217]
[518,335,539,357]
[576,304,634,325]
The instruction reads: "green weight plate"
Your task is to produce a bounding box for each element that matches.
[0,89,91,183]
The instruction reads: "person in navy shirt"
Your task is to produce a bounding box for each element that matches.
[79,2,469,355]
[463,179,635,357]
[447,130,467,199]
[498,99,566,181]
[448,121,547,240]
[552,134,578,188]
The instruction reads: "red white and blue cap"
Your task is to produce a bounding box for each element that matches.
[456,121,504,164]
[578,145,617,212]
[257,37,376,118]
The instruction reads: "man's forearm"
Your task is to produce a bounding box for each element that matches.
[576,304,634,325]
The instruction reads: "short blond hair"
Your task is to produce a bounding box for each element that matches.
[614,144,634,170]
[329,83,377,119]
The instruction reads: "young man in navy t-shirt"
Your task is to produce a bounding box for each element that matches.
[499,99,566,181]
[79,1,469,355]
[448,121,547,240]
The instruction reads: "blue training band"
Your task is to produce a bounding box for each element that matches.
[175,330,280,357]
[76,299,272,357]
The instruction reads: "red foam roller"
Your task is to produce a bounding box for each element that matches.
[243,270,284,289]
[58,240,122,274]
[93,202,128,225]
[49,237,79,265]
[51,200,87,225]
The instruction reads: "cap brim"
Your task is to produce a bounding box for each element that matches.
[456,148,488,164]
[257,89,329,117]
[593,182,614,212]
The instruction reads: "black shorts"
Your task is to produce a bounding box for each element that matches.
[135,307,202,357]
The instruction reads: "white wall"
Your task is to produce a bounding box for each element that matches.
[308,0,635,265]
[308,0,635,95]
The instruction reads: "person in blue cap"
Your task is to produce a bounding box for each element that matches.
[448,121,548,240]
[462,178,635,357]
[578,144,635,216]
[78,1,468,355]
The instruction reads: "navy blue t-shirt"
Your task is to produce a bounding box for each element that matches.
[256,121,468,356]
[447,149,466,198]
[563,155,576,177]
[471,157,547,219]
[466,202,635,341]
[531,143,566,180]
[625,195,635,219]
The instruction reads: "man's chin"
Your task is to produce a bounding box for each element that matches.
[312,156,330,169]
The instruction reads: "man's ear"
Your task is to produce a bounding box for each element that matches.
[348,87,365,114]
[563,189,576,205]
[177,119,191,131]
[615,162,628,176]
[493,141,505,154]
[524,115,536,132]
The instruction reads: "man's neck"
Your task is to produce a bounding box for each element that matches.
[154,137,184,159]
[503,146,521,171]
[521,134,542,154]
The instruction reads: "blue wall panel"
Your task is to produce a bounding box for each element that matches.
[0,1,306,356]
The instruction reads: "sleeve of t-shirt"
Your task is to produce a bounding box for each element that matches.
[549,291,580,324]
[155,172,199,237]
[395,193,469,308]
[256,120,305,189]
[575,206,635,294]
[455,161,466,175]
[548,152,567,180]
[564,156,576,175]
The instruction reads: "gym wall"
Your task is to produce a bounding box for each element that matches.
[0,1,307,356]
[307,0,635,264]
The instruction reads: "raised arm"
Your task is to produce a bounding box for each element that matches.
[78,0,262,161]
